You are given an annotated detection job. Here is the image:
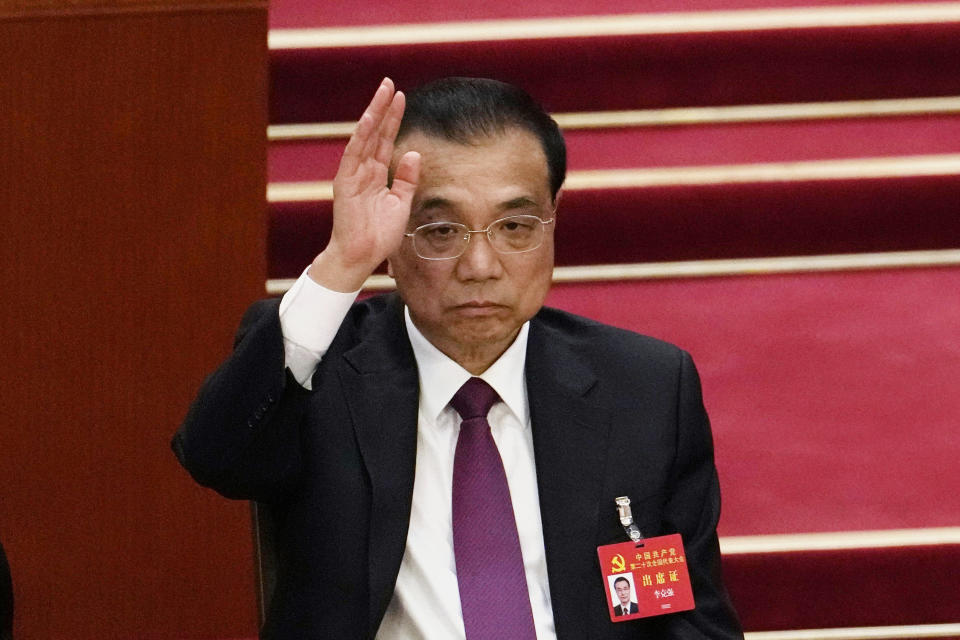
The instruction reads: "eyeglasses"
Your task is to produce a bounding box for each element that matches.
[404,214,555,260]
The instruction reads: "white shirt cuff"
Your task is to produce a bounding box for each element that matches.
[279,266,360,388]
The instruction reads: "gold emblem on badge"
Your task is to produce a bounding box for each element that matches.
[610,553,626,573]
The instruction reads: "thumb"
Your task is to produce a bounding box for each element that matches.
[389,151,421,205]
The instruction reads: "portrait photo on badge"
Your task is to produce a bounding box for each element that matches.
[607,573,641,618]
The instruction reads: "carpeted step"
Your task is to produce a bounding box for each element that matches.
[267,172,960,279]
[542,266,960,536]
[723,541,960,630]
[269,21,960,123]
[268,112,960,182]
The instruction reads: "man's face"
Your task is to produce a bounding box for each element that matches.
[615,580,631,606]
[387,128,556,373]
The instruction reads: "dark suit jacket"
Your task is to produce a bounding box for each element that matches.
[173,293,742,639]
[615,602,639,616]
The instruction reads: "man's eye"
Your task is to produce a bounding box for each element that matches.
[498,218,535,234]
[425,224,457,237]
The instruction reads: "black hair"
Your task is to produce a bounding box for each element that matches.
[614,576,631,588]
[397,77,566,199]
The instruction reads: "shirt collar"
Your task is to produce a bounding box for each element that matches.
[404,306,530,426]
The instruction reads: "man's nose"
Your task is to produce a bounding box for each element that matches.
[455,231,503,281]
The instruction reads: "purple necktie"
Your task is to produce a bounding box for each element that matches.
[451,377,537,639]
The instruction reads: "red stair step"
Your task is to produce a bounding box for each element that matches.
[723,544,960,630]
[267,174,960,279]
[270,24,960,123]
[268,114,960,182]
[544,267,960,537]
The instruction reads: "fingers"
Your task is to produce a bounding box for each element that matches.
[338,112,373,178]
[339,78,396,177]
[374,91,406,166]
[360,80,397,160]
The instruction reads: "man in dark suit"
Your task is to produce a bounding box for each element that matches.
[613,577,639,617]
[174,77,742,639]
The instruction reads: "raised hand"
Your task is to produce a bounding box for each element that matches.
[309,78,421,292]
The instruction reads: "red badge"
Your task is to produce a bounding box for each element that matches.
[597,533,695,621]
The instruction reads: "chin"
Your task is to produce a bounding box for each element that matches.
[451,319,517,347]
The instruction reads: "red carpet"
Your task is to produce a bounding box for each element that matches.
[544,268,960,536]
[269,114,960,182]
[267,175,960,279]
[270,25,960,123]
[725,545,960,630]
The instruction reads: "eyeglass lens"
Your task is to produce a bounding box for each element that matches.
[412,215,548,259]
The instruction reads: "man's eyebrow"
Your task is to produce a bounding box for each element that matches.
[499,196,540,210]
[415,197,454,212]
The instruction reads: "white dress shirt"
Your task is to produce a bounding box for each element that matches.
[279,268,557,639]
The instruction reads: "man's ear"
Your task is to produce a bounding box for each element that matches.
[386,258,395,278]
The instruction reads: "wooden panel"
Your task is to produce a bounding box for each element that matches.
[0,2,266,637]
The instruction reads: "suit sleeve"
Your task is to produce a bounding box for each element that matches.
[171,298,309,503]
[660,351,743,639]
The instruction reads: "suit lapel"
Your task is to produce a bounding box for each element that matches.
[338,295,420,634]
[336,302,615,636]
[526,316,612,639]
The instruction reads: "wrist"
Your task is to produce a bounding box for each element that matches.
[308,249,373,293]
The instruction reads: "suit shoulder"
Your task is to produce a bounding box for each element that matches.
[533,305,687,364]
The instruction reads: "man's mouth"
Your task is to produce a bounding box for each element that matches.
[453,301,504,316]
